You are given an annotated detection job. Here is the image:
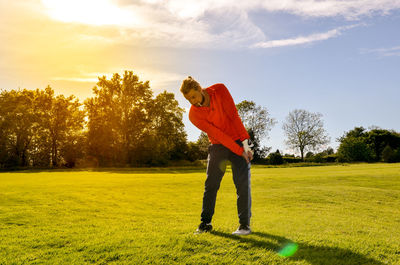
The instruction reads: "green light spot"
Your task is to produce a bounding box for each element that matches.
[219,160,227,172]
[278,243,298,257]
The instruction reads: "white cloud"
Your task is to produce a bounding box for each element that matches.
[35,0,400,49]
[103,4,266,49]
[138,0,400,20]
[253,28,340,48]
[253,24,361,48]
[361,45,400,56]
[257,0,400,20]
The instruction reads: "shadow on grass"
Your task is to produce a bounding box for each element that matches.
[211,231,384,265]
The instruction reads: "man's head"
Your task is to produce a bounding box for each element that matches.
[180,76,204,107]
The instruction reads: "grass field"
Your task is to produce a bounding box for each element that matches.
[1,163,400,264]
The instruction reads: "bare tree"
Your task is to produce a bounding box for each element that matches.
[282,109,330,160]
[236,100,276,160]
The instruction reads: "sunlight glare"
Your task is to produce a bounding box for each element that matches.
[41,0,139,26]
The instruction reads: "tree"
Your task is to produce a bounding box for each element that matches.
[382,145,394,163]
[62,132,86,168]
[323,147,335,155]
[0,89,39,167]
[282,109,330,161]
[236,100,276,160]
[85,71,187,166]
[85,71,153,166]
[365,128,400,161]
[0,87,85,168]
[336,127,373,162]
[337,136,373,162]
[196,132,210,159]
[142,91,187,165]
[37,86,85,167]
[337,127,400,162]
[393,148,400,163]
[186,142,201,162]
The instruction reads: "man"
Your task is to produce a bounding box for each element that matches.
[180,76,253,236]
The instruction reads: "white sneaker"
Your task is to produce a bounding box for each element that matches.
[232,225,251,235]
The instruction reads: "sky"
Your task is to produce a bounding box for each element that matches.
[1,0,400,154]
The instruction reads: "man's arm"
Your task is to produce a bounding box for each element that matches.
[189,112,244,156]
[218,84,250,141]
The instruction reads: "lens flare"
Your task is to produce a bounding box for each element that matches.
[278,242,298,257]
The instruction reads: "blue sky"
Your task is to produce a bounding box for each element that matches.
[1,0,400,154]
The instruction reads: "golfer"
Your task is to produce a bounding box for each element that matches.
[180,76,253,235]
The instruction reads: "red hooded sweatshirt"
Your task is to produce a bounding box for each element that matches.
[189,83,250,156]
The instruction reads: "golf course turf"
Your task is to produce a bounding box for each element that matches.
[1,163,399,264]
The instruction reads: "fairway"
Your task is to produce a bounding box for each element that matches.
[1,164,400,264]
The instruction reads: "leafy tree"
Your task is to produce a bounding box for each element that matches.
[313,153,325,163]
[30,89,52,167]
[394,148,400,163]
[0,120,7,167]
[37,86,85,167]
[236,100,276,160]
[85,71,153,166]
[85,71,187,166]
[365,128,400,161]
[186,131,222,162]
[186,142,202,162]
[381,145,400,163]
[282,109,330,161]
[382,145,394,163]
[336,128,374,162]
[337,136,374,162]
[142,91,187,165]
[0,89,39,167]
[185,132,209,162]
[337,127,400,162]
[322,147,335,155]
[343,126,367,138]
[0,87,84,168]
[196,132,210,159]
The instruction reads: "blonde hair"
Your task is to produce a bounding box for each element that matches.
[180,76,201,95]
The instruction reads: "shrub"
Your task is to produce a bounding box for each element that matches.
[283,157,302,163]
[325,154,337,163]
[313,153,325,163]
[268,152,284,165]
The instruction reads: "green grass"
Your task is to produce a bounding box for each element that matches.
[1,163,400,264]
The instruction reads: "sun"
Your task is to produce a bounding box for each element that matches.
[41,0,137,26]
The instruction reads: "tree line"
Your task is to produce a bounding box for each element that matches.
[1,71,188,168]
[337,127,400,163]
[1,71,399,169]
[241,106,400,164]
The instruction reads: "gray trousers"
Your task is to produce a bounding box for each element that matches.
[201,141,252,226]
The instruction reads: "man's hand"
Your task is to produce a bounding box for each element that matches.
[242,150,253,164]
[242,139,254,164]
